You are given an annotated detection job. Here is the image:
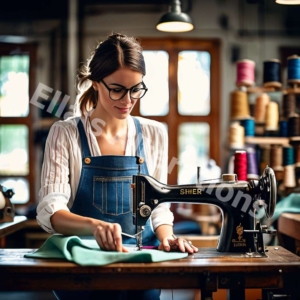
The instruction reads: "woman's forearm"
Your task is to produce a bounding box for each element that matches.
[155,224,174,241]
[50,210,99,236]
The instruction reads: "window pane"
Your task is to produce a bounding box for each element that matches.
[178,51,210,115]
[0,55,30,117]
[141,51,169,116]
[0,125,29,175]
[0,178,29,204]
[178,123,210,184]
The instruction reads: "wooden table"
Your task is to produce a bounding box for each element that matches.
[0,216,27,238]
[0,246,300,300]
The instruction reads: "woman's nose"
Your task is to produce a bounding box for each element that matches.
[120,91,132,104]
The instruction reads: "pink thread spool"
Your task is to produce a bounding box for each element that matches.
[236,59,255,88]
[234,150,248,181]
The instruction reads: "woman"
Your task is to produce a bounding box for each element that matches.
[36,33,198,300]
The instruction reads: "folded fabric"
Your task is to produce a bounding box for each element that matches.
[271,193,300,222]
[24,235,188,266]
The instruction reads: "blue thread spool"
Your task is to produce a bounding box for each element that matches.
[287,55,300,85]
[263,59,282,89]
[283,145,295,166]
[240,118,255,137]
[279,119,288,137]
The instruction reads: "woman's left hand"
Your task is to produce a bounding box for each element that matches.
[158,235,198,254]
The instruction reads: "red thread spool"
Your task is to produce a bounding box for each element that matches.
[236,59,255,87]
[234,150,248,181]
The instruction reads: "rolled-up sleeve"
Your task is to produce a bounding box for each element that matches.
[139,118,174,230]
[36,122,74,233]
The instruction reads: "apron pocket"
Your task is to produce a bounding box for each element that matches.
[93,176,132,216]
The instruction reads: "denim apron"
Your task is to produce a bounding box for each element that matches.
[53,117,161,300]
[70,117,158,247]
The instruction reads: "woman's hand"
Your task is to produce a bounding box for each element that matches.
[158,235,198,254]
[92,221,129,252]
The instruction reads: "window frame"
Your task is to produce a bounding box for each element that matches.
[0,42,37,206]
[132,38,221,185]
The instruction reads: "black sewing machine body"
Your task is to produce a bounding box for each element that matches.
[132,167,277,256]
[0,185,15,223]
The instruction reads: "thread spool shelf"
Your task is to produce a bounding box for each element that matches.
[227,56,300,197]
[285,87,300,94]
[244,137,290,146]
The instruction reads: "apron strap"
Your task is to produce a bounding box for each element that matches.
[133,117,149,175]
[76,117,92,158]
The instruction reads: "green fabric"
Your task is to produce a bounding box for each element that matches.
[24,235,188,266]
[271,193,300,222]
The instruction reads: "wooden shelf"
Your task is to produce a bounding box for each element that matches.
[245,136,290,145]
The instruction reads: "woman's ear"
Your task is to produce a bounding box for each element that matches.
[92,82,97,91]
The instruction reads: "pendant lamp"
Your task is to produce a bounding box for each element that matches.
[156,0,194,32]
[275,0,300,4]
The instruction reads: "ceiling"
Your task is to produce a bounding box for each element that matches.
[0,0,171,21]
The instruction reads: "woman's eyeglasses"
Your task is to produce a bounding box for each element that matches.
[100,79,148,101]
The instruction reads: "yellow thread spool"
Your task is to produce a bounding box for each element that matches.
[229,122,244,149]
[265,101,279,131]
[230,90,250,120]
[254,93,270,124]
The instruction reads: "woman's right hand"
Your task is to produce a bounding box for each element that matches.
[92,221,129,252]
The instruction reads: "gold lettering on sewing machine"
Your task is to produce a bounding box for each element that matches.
[180,188,202,195]
[231,223,246,247]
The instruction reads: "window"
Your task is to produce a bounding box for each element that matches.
[132,38,221,185]
[0,43,36,205]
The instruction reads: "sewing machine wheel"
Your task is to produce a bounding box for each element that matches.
[260,166,276,219]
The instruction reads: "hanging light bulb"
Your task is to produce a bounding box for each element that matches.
[275,0,300,4]
[156,0,194,33]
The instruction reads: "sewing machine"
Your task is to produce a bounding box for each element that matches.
[131,165,277,257]
[0,185,15,223]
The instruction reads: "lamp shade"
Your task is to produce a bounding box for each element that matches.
[156,0,194,32]
[275,0,300,4]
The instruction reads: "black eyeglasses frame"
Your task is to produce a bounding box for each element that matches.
[100,79,148,101]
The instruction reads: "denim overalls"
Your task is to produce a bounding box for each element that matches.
[53,117,161,299]
[71,117,158,246]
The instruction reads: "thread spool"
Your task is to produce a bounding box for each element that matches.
[240,118,255,137]
[230,90,250,120]
[246,147,259,180]
[263,59,282,89]
[287,55,300,85]
[254,93,270,124]
[295,145,300,167]
[234,150,247,181]
[259,146,270,174]
[283,145,295,166]
[265,101,279,131]
[270,145,283,168]
[279,119,288,137]
[236,59,255,87]
[229,122,244,149]
[282,92,296,118]
[273,166,284,182]
[287,113,300,137]
[283,165,296,188]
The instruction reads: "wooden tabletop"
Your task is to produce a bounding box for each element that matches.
[0,246,300,296]
[0,215,27,238]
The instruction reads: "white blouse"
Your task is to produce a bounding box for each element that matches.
[36,113,174,233]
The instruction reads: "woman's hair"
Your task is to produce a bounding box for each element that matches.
[76,33,146,114]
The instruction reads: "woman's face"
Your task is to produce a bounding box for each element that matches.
[93,67,143,120]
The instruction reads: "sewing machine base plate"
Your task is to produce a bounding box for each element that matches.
[193,248,268,258]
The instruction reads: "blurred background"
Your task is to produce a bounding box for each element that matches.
[0,0,299,232]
